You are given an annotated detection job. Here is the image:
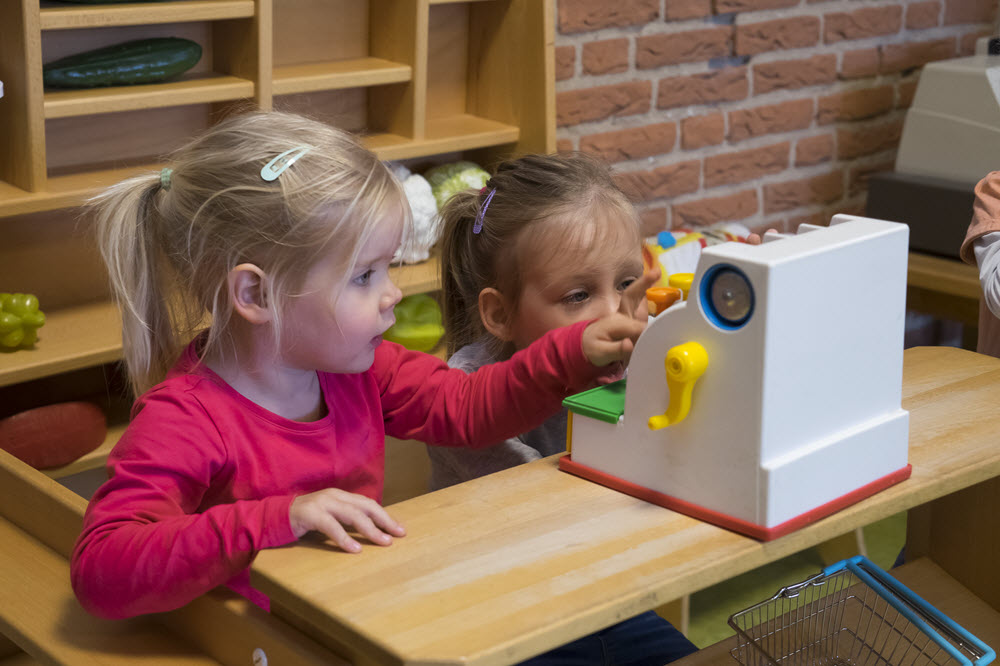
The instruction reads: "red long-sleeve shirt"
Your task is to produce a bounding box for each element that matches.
[71,321,598,619]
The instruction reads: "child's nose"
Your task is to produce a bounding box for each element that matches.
[382,281,403,312]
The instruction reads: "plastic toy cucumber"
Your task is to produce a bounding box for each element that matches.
[43,37,202,88]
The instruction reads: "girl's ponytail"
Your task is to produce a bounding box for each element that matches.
[91,174,178,397]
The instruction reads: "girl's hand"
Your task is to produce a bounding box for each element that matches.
[289,488,406,553]
[619,266,662,321]
[582,313,647,368]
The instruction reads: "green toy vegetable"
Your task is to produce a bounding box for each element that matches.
[384,294,444,353]
[43,37,202,89]
[0,293,46,349]
[424,161,490,210]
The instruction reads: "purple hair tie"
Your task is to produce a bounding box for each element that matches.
[473,187,496,235]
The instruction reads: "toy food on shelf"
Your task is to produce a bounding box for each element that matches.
[0,402,107,470]
[0,293,45,349]
[43,37,202,88]
[388,164,439,264]
[643,223,752,288]
[384,294,444,353]
[424,161,490,210]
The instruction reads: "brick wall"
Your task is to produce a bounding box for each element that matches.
[555,0,998,236]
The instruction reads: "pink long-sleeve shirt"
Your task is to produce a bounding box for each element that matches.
[72,321,599,619]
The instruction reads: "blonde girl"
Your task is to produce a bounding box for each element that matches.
[71,112,645,620]
[433,152,696,666]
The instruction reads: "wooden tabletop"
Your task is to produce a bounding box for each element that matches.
[251,346,1000,666]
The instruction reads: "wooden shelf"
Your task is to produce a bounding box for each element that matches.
[0,116,517,217]
[44,75,256,119]
[273,58,411,96]
[370,114,519,161]
[0,259,441,389]
[39,1,255,30]
[0,164,163,218]
[0,301,122,389]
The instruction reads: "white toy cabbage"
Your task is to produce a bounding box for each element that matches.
[387,163,440,264]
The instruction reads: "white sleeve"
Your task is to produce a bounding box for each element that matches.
[974,232,1000,319]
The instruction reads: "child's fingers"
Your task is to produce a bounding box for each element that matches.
[312,513,363,553]
[619,267,662,320]
[582,314,645,366]
[746,228,778,246]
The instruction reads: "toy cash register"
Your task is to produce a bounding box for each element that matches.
[560,215,912,540]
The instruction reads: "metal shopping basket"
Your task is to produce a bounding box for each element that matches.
[728,556,995,666]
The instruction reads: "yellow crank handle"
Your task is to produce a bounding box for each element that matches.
[648,341,708,431]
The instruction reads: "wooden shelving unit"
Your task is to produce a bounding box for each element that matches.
[0,0,553,482]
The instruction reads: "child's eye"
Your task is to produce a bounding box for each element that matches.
[563,291,589,305]
[353,269,375,286]
[618,277,638,291]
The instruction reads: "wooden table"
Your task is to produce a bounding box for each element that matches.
[251,346,1000,666]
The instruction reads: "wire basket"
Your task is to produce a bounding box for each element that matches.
[728,556,995,666]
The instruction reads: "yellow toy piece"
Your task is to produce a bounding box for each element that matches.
[667,273,694,299]
[648,341,708,431]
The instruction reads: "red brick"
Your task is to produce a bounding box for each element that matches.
[817,85,894,124]
[906,1,942,29]
[580,123,678,163]
[639,207,669,236]
[556,138,575,153]
[754,55,837,94]
[944,0,995,24]
[715,0,798,12]
[764,171,844,213]
[681,113,726,150]
[795,134,835,166]
[735,17,821,56]
[729,99,813,142]
[658,68,748,109]
[614,161,702,202]
[673,190,759,226]
[556,46,575,81]
[583,39,629,75]
[557,81,652,127]
[840,48,880,79]
[896,78,919,108]
[824,6,903,43]
[880,38,956,73]
[704,142,790,187]
[559,0,659,33]
[665,0,713,20]
[637,28,732,69]
[848,159,895,196]
[836,117,905,158]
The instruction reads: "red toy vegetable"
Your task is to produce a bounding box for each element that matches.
[0,402,107,469]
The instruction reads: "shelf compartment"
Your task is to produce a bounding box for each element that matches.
[44,75,255,119]
[0,163,162,217]
[366,114,518,161]
[39,1,255,30]
[0,301,122,389]
[273,58,411,96]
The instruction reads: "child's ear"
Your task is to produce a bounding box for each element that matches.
[228,263,272,325]
[478,287,514,342]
